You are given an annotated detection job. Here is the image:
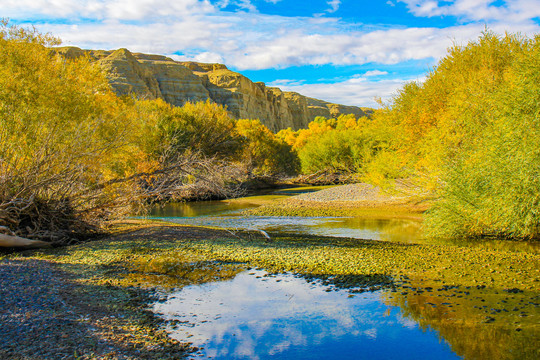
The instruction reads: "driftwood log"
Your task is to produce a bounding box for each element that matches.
[0,226,51,248]
[0,233,51,248]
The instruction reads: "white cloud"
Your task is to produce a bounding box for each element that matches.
[172,51,225,63]
[268,75,425,108]
[234,0,258,12]
[398,0,540,22]
[2,0,540,106]
[4,0,539,71]
[227,25,466,69]
[364,70,389,77]
[0,0,215,20]
[326,0,341,13]
[45,20,229,54]
[267,79,306,87]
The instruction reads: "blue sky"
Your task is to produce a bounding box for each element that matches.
[2,0,539,107]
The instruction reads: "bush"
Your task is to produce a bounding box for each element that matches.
[0,23,245,243]
[367,30,540,239]
[235,119,299,177]
[0,21,134,242]
[426,33,540,239]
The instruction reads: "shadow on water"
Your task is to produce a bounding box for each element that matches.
[150,186,334,218]
[143,188,539,359]
[382,276,540,360]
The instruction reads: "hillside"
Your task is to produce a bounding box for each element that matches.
[56,47,372,131]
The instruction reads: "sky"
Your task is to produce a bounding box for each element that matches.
[2,0,540,107]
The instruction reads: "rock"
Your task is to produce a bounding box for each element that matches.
[55,47,373,131]
[98,48,163,99]
[136,56,210,105]
[306,97,374,120]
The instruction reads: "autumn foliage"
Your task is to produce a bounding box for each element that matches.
[1,20,537,242]
[0,22,296,244]
[279,31,539,240]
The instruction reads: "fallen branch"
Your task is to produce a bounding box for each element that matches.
[0,233,51,248]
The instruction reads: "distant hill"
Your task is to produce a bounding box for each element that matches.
[56,46,373,131]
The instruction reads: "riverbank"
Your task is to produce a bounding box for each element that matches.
[1,220,538,359]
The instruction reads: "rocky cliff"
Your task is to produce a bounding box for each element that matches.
[56,46,372,131]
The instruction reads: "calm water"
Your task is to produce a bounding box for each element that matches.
[154,270,460,360]
[149,187,422,243]
[149,187,539,359]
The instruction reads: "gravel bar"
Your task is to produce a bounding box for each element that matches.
[295,183,405,203]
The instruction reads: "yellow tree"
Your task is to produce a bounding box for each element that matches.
[235,119,298,176]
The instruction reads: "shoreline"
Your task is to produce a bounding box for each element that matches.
[1,206,538,358]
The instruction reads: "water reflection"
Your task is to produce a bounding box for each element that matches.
[155,215,421,243]
[148,186,423,243]
[151,200,255,218]
[382,277,540,360]
[154,270,459,360]
[150,186,333,218]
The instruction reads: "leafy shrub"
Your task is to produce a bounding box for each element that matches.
[426,33,540,239]
[235,119,299,176]
[0,21,137,242]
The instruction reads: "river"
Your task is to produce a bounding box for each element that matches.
[146,186,539,360]
[149,186,422,244]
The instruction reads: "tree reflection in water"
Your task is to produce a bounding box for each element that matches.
[382,276,539,360]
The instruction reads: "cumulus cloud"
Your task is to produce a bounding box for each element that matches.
[2,0,539,105]
[4,0,540,70]
[227,25,474,69]
[44,20,229,54]
[268,75,424,108]
[364,70,389,77]
[1,0,215,20]
[398,0,540,22]
[171,51,225,63]
[326,0,341,13]
[234,0,258,12]
[13,1,536,71]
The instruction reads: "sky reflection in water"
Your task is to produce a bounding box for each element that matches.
[153,270,459,360]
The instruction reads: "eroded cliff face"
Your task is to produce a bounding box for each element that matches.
[56,46,372,131]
